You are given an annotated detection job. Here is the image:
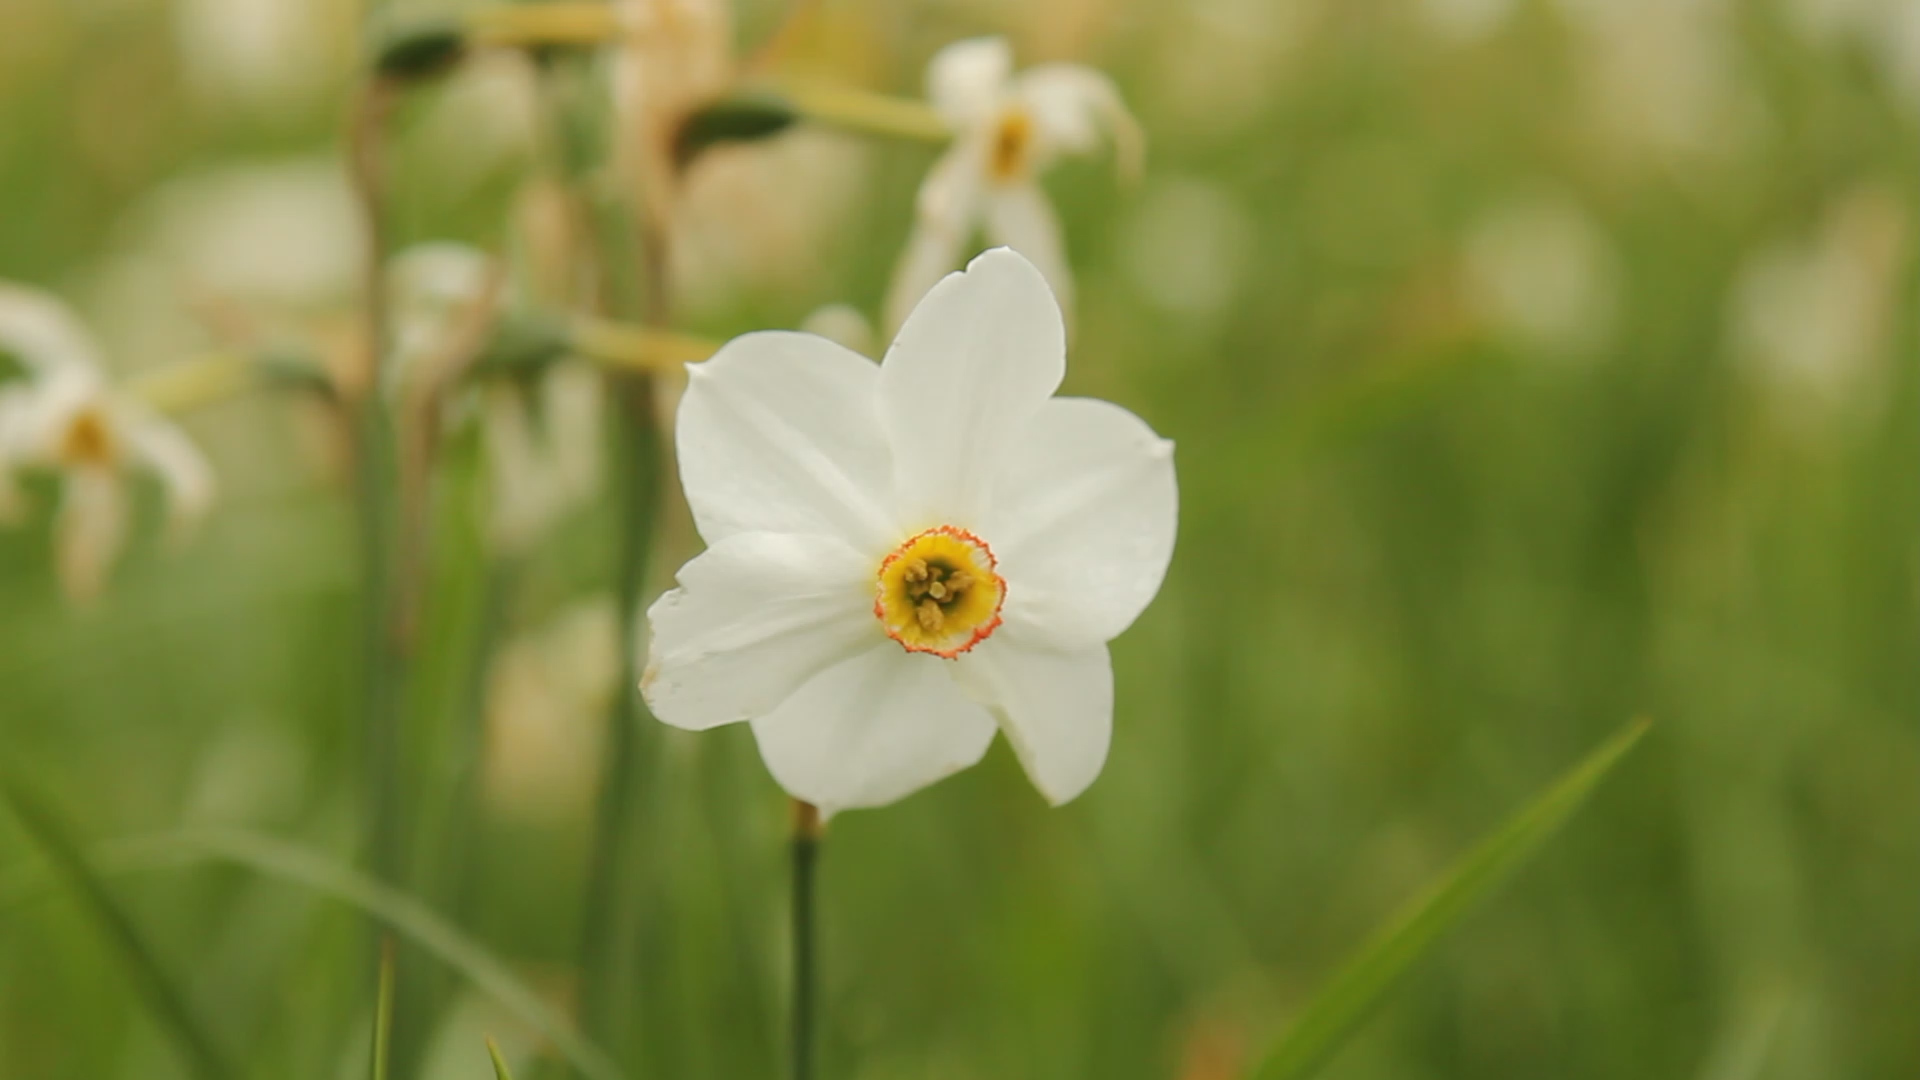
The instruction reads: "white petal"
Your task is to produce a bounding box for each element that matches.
[13,372,99,465]
[0,283,105,376]
[985,397,1177,650]
[56,466,129,603]
[643,532,879,731]
[1014,64,1144,180]
[984,184,1074,330]
[882,143,986,337]
[955,633,1112,805]
[750,644,996,813]
[676,331,898,552]
[124,408,215,537]
[878,247,1066,528]
[926,37,1013,130]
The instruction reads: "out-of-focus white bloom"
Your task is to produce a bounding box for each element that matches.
[388,243,500,391]
[132,158,363,315]
[0,284,215,602]
[798,303,876,357]
[1780,0,1920,115]
[644,249,1178,814]
[385,243,605,556]
[671,131,873,317]
[1461,192,1620,358]
[411,54,540,197]
[613,0,734,220]
[1556,0,1759,167]
[483,366,605,556]
[484,598,621,821]
[173,0,348,118]
[884,37,1143,335]
[1882,1,1920,111]
[1120,176,1253,318]
[1145,0,1315,139]
[1727,186,1909,426]
[1418,0,1518,42]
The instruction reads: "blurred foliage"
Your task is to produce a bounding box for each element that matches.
[1,1,1916,1080]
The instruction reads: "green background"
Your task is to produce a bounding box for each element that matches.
[1,1,1915,1078]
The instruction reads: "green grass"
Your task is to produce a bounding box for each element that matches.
[1,2,1916,1079]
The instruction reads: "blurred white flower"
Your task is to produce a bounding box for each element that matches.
[1727,185,1909,426]
[1556,0,1759,167]
[1882,1,1920,111]
[386,243,605,556]
[484,598,621,821]
[670,131,873,317]
[410,54,540,198]
[0,284,215,602]
[129,158,363,315]
[1418,0,1518,42]
[1461,192,1620,358]
[644,249,1178,813]
[614,0,735,221]
[1144,0,1315,139]
[884,37,1143,335]
[798,302,876,357]
[173,0,348,119]
[1120,176,1253,318]
[1780,0,1920,115]
[388,243,501,392]
[483,366,605,557]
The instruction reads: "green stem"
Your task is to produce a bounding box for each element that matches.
[790,801,821,1080]
[577,371,663,1057]
[347,75,408,896]
[540,43,669,1065]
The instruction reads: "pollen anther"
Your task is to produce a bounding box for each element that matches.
[874,525,1006,657]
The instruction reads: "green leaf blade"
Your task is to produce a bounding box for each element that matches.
[487,1036,518,1080]
[0,769,236,1080]
[371,938,395,1080]
[1252,718,1652,1080]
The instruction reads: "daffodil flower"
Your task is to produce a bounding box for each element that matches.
[883,37,1143,336]
[643,249,1177,813]
[0,284,215,601]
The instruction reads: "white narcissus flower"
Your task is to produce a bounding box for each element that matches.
[0,284,215,602]
[643,249,1177,814]
[384,243,606,557]
[884,37,1144,336]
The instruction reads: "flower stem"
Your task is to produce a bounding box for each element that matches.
[347,74,407,894]
[530,44,670,1063]
[569,318,715,372]
[122,352,255,415]
[464,2,620,49]
[577,370,662,1053]
[775,79,949,144]
[790,799,822,1080]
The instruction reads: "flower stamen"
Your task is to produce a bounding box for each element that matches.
[988,107,1035,185]
[875,526,1005,657]
[59,408,118,468]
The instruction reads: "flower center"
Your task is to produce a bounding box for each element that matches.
[874,526,1006,658]
[987,107,1036,185]
[59,408,117,468]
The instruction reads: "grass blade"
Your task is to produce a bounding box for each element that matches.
[487,1036,517,1080]
[1251,718,1652,1080]
[371,938,395,1080]
[0,768,235,1080]
[0,828,626,1080]
[171,828,628,1080]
